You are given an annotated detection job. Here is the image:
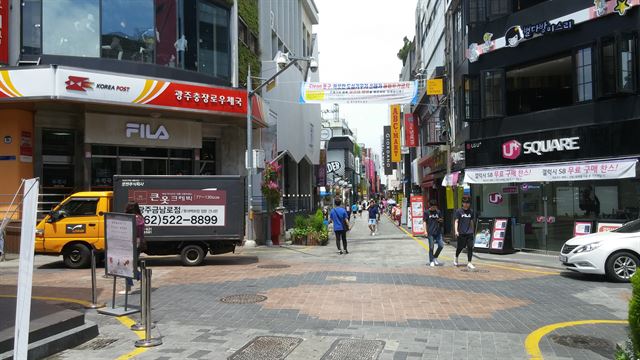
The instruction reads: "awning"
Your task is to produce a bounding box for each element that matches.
[464,158,638,184]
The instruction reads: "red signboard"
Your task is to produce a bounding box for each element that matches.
[404,114,418,147]
[0,0,8,64]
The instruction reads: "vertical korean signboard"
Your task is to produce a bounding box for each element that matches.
[0,0,7,64]
[410,195,425,235]
[383,126,392,175]
[390,105,401,162]
[404,114,418,147]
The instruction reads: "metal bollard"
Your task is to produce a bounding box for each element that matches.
[85,249,105,309]
[135,268,162,347]
[130,261,152,331]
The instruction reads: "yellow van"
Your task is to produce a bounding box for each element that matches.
[35,191,112,268]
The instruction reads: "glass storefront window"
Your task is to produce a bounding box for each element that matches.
[42,0,100,57]
[197,1,230,79]
[170,160,192,175]
[155,0,178,66]
[21,0,42,55]
[43,164,74,188]
[119,146,168,157]
[91,157,116,188]
[42,130,74,156]
[101,0,155,63]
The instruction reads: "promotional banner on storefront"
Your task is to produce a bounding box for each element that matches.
[404,114,418,147]
[383,126,392,175]
[299,81,419,104]
[464,158,638,184]
[0,0,8,65]
[390,105,401,162]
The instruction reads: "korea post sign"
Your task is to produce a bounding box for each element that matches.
[390,105,401,162]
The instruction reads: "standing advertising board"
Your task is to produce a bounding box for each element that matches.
[596,221,624,233]
[489,218,514,254]
[473,218,494,251]
[410,195,425,235]
[105,213,137,279]
[573,221,594,237]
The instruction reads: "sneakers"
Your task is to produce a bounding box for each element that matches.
[467,263,476,270]
[339,250,343,255]
[429,262,435,267]
[372,232,376,236]
[344,250,349,254]
[434,259,440,266]
[453,258,459,267]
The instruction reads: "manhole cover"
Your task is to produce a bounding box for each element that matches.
[551,334,614,357]
[228,336,302,360]
[257,264,291,269]
[460,268,490,273]
[321,339,385,360]
[76,338,118,350]
[220,294,267,304]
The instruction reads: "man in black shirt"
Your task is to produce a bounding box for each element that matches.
[424,199,444,267]
[454,197,476,269]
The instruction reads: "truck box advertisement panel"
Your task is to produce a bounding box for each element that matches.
[132,189,227,227]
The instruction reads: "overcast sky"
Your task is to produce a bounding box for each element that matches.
[314,0,417,159]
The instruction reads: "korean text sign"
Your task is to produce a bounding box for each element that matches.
[404,114,418,147]
[131,189,227,228]
[105,213,137,279]
[410,196,425,235]
[390,105,401,162]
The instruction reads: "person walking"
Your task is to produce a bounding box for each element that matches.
[329,198,350,255]
[454,197,476,269]
[346,203,352,222]
[351,203,359,219]
[367,201,379,236]
[425,199,444,267]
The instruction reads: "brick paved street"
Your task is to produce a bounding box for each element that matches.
[1,214,633,360]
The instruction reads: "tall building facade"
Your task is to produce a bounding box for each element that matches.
[1,0,263,207]
[448,0,640,251]
[258,0,321,216]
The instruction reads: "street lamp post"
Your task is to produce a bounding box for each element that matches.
[245,53,317,246]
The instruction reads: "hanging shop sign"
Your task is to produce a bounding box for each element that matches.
[419,148,447,175]
[299,81,420,105]
[404,114,418,147]
[466,120,640,167]
[464,158,638,184]
[426,78,444,96]
[0,0,7,65]
[390,105,402,162]
[467,0,638,62]
[383,126,392,175]
[317,149,327,186]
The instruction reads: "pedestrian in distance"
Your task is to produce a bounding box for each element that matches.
[454,197,476,269]
[329,198,350,255]
[351,203,359,219]
[346,203,352,222]
[358,203,363,216]
[368,201,379,236]
[425,199,444,267]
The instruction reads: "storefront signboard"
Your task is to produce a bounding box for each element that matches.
[410,195,425,235]
[0,0,7,64]
[390,105,401,162]
[474,218,494,249]
[574,221,593,237]
[104,213,137,279]
[404,114,418,147]
[300,81,420,105]
[502,186,518,194]
[0,68,54,99]
[596,222,624,232]
[464,158,638,184]
[131,189,227,228]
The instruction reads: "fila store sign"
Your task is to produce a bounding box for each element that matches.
[502,137,580,160]
[126,123,169,140]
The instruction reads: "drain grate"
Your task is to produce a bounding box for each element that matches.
[321,339,385,360]
[257,264,291,269]
[551,335,614,357]
[220,294,267,304]
[228,336,302,360]
[460,268,490,273]
[76,338,118,350]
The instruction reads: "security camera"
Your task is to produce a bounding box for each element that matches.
[309,58,318,72]
[276,52,288,70]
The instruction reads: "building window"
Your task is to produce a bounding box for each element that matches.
[601,38,616,96]
[101,0,155,63]
[512,0,547,11]
[619,33,636,92]
[239,20,248,45]
[42,0,100,57]
[575,47,593,102]
[506,56,572,115]
[197,1,230,79]
[21,0,42,55]
[487,0,509,18]
[155,0,178,67]
[481,70,505,118]
[463,76,480,121]
[248,33,258,54]
[468,0,485,24]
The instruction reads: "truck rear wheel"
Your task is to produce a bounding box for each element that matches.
[181,245,205,266]
[63,243,91,269]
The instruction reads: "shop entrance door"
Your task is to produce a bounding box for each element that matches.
[120,159,143,175]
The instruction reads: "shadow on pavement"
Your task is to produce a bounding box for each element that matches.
[559,271,610,283]
[140,255,259,267]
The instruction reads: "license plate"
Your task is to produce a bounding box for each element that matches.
[559,255,568,263]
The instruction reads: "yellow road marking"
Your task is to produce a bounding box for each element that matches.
[0,294,147,359]
[524,320,628,359]
[394,218,559,275]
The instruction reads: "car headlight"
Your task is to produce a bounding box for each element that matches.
[575,242,602,253]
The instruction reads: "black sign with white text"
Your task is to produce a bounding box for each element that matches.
[383,126,392,175]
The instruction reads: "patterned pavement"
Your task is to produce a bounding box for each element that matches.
[1,213,633,359]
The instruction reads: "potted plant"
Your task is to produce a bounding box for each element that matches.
[261,161,282,211]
